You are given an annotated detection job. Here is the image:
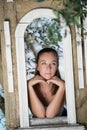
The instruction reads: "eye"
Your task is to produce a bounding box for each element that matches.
[51,62,57,66]
[41,62,46,65]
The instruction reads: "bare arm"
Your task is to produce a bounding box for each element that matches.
[28,75,46,118]
[46,76,65,118]
[28,75,65,118]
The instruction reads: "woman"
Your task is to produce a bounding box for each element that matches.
[27,48,66,118]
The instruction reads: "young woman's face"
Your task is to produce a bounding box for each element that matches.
[37,52,58,80]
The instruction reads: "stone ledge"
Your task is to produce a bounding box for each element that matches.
[30,116,67,126]
[14,117,85,130]
[14,124,85,130]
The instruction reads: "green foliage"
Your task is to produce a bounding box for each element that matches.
[37,0,87,28]
[55,0,87,28]
[25,18,62,48]
[47,22,62,44]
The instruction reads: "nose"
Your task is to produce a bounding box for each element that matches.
[46,64,51,70]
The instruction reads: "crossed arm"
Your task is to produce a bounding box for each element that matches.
[27,75,65,118]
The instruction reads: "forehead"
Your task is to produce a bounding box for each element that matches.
[39,52,57,61]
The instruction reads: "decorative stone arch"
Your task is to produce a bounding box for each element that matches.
[15,8,76,128]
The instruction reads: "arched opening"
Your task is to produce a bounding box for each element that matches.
[15,8,76,128]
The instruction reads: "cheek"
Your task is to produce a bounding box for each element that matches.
[52,67,57,74]
[37,65,43,72]
[37,67,44,76]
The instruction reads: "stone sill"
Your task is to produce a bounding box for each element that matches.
[14,117,85,130]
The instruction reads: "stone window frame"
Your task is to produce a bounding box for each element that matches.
[15,8,76,128]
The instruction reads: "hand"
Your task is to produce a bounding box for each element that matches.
[47,76,65,88]
[28,75,47,87]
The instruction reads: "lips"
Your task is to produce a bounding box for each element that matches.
[45,73,51,75]
[45,73,51,76]
[44,73,51,79]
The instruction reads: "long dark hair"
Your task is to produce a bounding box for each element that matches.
[35,47,61,95]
